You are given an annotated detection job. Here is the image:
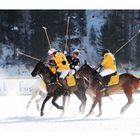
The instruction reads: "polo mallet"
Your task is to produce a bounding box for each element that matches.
[42,26,52,49]
[114,30,140,56]
[64,16,70,53]
[16,49,40,61]
[96,30,140,70]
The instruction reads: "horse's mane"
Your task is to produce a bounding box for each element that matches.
[40,63,57,83]
[85,64,98,75]
[43,64,54,76]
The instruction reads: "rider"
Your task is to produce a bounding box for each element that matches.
[48,48,70,91]
[67,49,80,75]
[97,49,117,95]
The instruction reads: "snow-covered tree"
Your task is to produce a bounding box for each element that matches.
[89,25,96,45]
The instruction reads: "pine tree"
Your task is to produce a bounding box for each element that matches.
[89,25,96,45]
[100,10,130,63]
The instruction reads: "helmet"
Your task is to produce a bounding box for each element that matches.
[73,49,80,55]
[48,48,56,55]
[102,49,110,56]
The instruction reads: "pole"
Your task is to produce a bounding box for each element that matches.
[42,26,51,48]
[16,49,40,61]
[65,16,70,52]
[114,30,140,56]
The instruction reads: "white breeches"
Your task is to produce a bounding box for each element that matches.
[99,69,116,77]
[57,70,70,79]
[70,69,76,75]
[70,66,79,75]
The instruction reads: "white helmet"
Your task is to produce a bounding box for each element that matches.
[48,48,56,55]
[73,49,80,54]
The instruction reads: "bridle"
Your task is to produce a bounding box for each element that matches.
[36,64,59,86]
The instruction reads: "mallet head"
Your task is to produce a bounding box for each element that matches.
[42,26,47,30]
[16,49,19,56]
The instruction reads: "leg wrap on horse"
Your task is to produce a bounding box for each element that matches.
[95,73,106,87]
[95,73,109,96]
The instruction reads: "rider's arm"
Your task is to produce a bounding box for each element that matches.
[73,58,80,66]
[101,53,109,67]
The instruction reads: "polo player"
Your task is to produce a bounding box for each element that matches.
[96,49,117,95]
[48,48,70,91]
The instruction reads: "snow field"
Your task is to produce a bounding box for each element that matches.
[0,93,140,140]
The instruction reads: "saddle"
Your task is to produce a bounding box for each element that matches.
[56,72,76,87]
[103,72,119,86]
[66,74,76,87]
[48,62,76,87]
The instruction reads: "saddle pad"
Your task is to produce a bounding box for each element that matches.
[108,74,119,86]
[66,74,76,87]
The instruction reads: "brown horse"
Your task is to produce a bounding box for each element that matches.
[31,60,88,116]
[76,62,140,117]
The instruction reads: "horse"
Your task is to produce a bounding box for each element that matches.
[26,79,71,113]
[76,61,140,117]
[31,60,88,117]
[26,78,47,111]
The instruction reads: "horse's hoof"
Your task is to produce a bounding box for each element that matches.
[96,114,102,117]
[79,107,85,114]
[85,111,95,117]
[120,111,124,116]
[40,112,44,117]
[59,106,64,110]
[85,112,91,117]
[60,112,65,117]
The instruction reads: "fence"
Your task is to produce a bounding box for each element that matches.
[0,77,38,96]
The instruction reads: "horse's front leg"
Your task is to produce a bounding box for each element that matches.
[75,90,87,113]
[60,95,67,116]
[86,88,102,117]
[40,94,52,116]
[96,97,102,117]
[120,92,134,115]
[26,91,38,110]
[52,95,64,110]
[86,99,98,117]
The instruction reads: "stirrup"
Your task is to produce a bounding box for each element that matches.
[100,86,109,96]
[104,90,109,96]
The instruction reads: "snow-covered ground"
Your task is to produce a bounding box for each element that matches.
[0,92,140,140]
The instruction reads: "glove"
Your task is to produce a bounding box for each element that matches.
[64,50,67,55]
[71,65,74,68]
[75,66,80,70]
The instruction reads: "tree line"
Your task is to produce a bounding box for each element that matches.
[0,10,140,67]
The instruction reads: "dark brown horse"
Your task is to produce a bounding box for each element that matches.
[31,60,88,116]
[76,62,140,117]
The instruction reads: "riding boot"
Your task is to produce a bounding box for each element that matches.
[59,78,70,93]
[95,73,109,96]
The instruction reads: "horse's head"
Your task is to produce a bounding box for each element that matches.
[31,59,56,84]
[76,60,97,79]
[31,60,47,77]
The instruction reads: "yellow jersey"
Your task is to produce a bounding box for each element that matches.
[49,66,57,74]
[52,52,70,71]
[101,53,117,71]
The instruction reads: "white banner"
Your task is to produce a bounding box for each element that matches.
[0,77,38,96]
